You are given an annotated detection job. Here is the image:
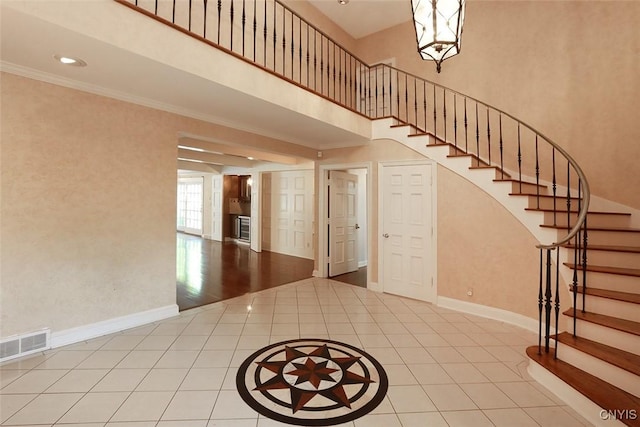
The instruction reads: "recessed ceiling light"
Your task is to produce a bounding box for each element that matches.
[54,55,87,67]
[247,157,254,160]
[338,0,348,4]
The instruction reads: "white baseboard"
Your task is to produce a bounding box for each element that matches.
[358,261,368,268]
[312,269,322,278]
[367,281,382,293]
[50,304,179,348]
[437,296,539,333]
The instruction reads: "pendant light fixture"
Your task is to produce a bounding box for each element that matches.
[411,0,466,73]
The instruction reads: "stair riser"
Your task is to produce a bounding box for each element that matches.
[543,213,631,229]
[574,271,640,294]
[568,319,640,355]
[575,250,640,270]
[574,230,640,247]
[571,294,640,323]
[556,342,640,397]
[510,181,548,194]
[529,196,582,210]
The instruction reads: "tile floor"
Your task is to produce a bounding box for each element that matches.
[0,278,593,427]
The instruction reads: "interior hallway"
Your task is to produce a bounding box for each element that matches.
[176,233,315,311]
[176,233,368,311]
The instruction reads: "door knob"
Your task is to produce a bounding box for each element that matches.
[355,223,360,229]
[383,233,389,238]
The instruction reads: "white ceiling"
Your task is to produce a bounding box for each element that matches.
[308,0,412,39]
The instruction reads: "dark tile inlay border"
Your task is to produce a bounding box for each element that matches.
[236,338,388,426]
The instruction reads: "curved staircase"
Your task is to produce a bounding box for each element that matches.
[374,118,640,426]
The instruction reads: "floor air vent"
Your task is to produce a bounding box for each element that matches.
[0,329,50,363]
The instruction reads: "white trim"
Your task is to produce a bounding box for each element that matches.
[378,159,438,304]
[358,260,368,268]
[527,361,626,427]
[368,281,382,293]
[50,304,179,348]
[437,296,539,333]
[318,162,373,290]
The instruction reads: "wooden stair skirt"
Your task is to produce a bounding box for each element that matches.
[527,347,640,427]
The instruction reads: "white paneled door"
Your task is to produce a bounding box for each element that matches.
[380,163,435,302]
[329,170,359,277]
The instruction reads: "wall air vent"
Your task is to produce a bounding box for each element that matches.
[0,329,50,363]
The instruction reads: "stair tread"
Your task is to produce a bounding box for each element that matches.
[563,308,640,336]
[555,331,640,376]
[526,208,631,216]
[510,192,583,199]
[564,262,640,277]
[571,285,640,304]
[542,224,640,232]
[562,243,640,253]
[526,346,640,426]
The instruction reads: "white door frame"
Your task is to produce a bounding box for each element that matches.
[378,159,438,302]
[318,162,372,286]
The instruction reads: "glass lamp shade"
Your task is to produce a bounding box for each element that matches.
[411,0,465,72]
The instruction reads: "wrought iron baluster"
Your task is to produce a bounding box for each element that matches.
[217,0,222,44]
[172,0,176,23]
[241,0,246,56]
[262,0,266,67]
[554,247,560,359]
[581,181,588,313]
[272,0,276,70]
[332,44,336,100]
[252,0,256,61]
[499,114,504,179]
[486,109,491,165]
[464,98,468,152]
[569,163,578,336]
[433,86,437,138]
[188,0,192,31]
[306,25,309,86]
[375,67,379,118]
[203,0,207,38]
[291,12,294,79]
[552,148,557,226]
[535,135,540,208]
[404,74,408,124]
[413,77,420,130]
[517,124,522,193]
[443,90,447,143]
[453,94,458,150]
[544,249,553,354]
[538,248,543,355]
[423,83,427,133]
[281,8,286,75]
[381,65,386,117]
[475,103,479,166]
[229,0,233,50]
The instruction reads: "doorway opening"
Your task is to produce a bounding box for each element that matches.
[319,163,371,289]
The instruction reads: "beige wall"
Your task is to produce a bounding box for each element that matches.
[1,73,178,337]
[0,72,314,339]
[355,1,640,210]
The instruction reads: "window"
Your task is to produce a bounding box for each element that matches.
[177,178,203,234]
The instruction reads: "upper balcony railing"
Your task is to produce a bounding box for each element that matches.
[116,0,590,357]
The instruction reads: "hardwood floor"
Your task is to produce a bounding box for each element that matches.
[331,267,367,288]
[176,233,314,311]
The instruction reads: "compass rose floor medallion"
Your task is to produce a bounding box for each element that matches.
[236,338,389,426]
